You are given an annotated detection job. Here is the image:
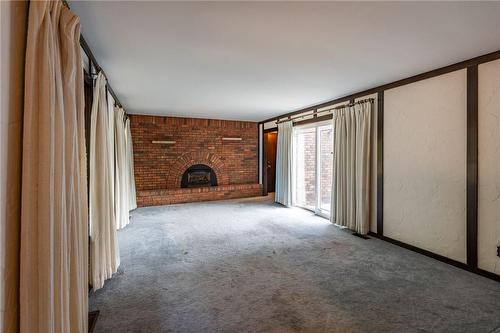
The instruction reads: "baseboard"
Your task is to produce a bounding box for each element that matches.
[368,232,500,283]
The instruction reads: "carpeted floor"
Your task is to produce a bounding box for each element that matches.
[90,195,500,333]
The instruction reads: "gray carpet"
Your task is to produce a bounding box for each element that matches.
[90,195,500,333]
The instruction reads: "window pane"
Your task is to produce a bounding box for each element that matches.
[319,126,333,212]
[294,128,316,209]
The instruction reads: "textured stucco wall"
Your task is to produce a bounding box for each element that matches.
[478,59,500,275]
[384,70,467,263]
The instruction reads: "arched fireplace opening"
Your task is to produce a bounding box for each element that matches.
[181,164,218,188]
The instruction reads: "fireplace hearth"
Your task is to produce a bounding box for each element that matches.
[181,164,218,188]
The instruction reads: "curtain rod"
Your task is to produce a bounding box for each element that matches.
[275,98,374,124]
[62,0,124,109]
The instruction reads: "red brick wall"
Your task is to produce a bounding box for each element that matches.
[295,128,316,206]
[130,115,259,192]
[302,131,316,205]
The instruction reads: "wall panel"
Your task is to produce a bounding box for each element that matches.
[478,59,500,275]
[384,70,467,263]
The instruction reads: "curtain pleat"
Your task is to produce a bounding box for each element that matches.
[114,107,130,229]
[275,122,293,207]
[20,1,88,331]
[331,102,372,234]
[89,72,120,290]
[107,92,115,225]
[125,118,137,210]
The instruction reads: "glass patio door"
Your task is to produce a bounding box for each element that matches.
[293,127,316,210]
[293,122,333,217]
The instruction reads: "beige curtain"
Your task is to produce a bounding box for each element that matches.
[90,72,120,290]
[125,118,137,210]
[275,121,293,207]
[107,92,115,223]
[114,106,130,229]
[331,101,372,234]
[20,1,88,331]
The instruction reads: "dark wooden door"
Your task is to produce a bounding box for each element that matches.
[265,132,278,192]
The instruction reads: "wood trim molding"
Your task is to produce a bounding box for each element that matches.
[262,115,335,129]
[466,65,479,268]
[292,114,332,127]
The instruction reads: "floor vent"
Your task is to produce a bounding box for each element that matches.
[352,232,370,240]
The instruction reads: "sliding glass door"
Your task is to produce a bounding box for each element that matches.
[293,122,333,217]
[293,127,316,210]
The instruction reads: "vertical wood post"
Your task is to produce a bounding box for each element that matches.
[466,65,478,267]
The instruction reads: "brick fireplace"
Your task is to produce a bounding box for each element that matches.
[130,115,262,207]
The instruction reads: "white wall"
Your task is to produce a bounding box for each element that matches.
[384,70,467,263]
[478,59,500,275]
[0,1,27,331]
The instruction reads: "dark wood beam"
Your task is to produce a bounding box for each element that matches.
[292,114,332,127]
[466,65,479,268]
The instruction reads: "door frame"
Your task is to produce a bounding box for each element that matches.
[262,128,278,196]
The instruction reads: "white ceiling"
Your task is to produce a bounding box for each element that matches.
[70,1,500,122]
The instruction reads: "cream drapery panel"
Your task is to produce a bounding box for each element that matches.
[20,1,88,331]
[90,72,120,290]
[114,106,130,229]
[107,92,115,222]
[275,121,293,207]
[125,118,137,210]
[331,101,372,234]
